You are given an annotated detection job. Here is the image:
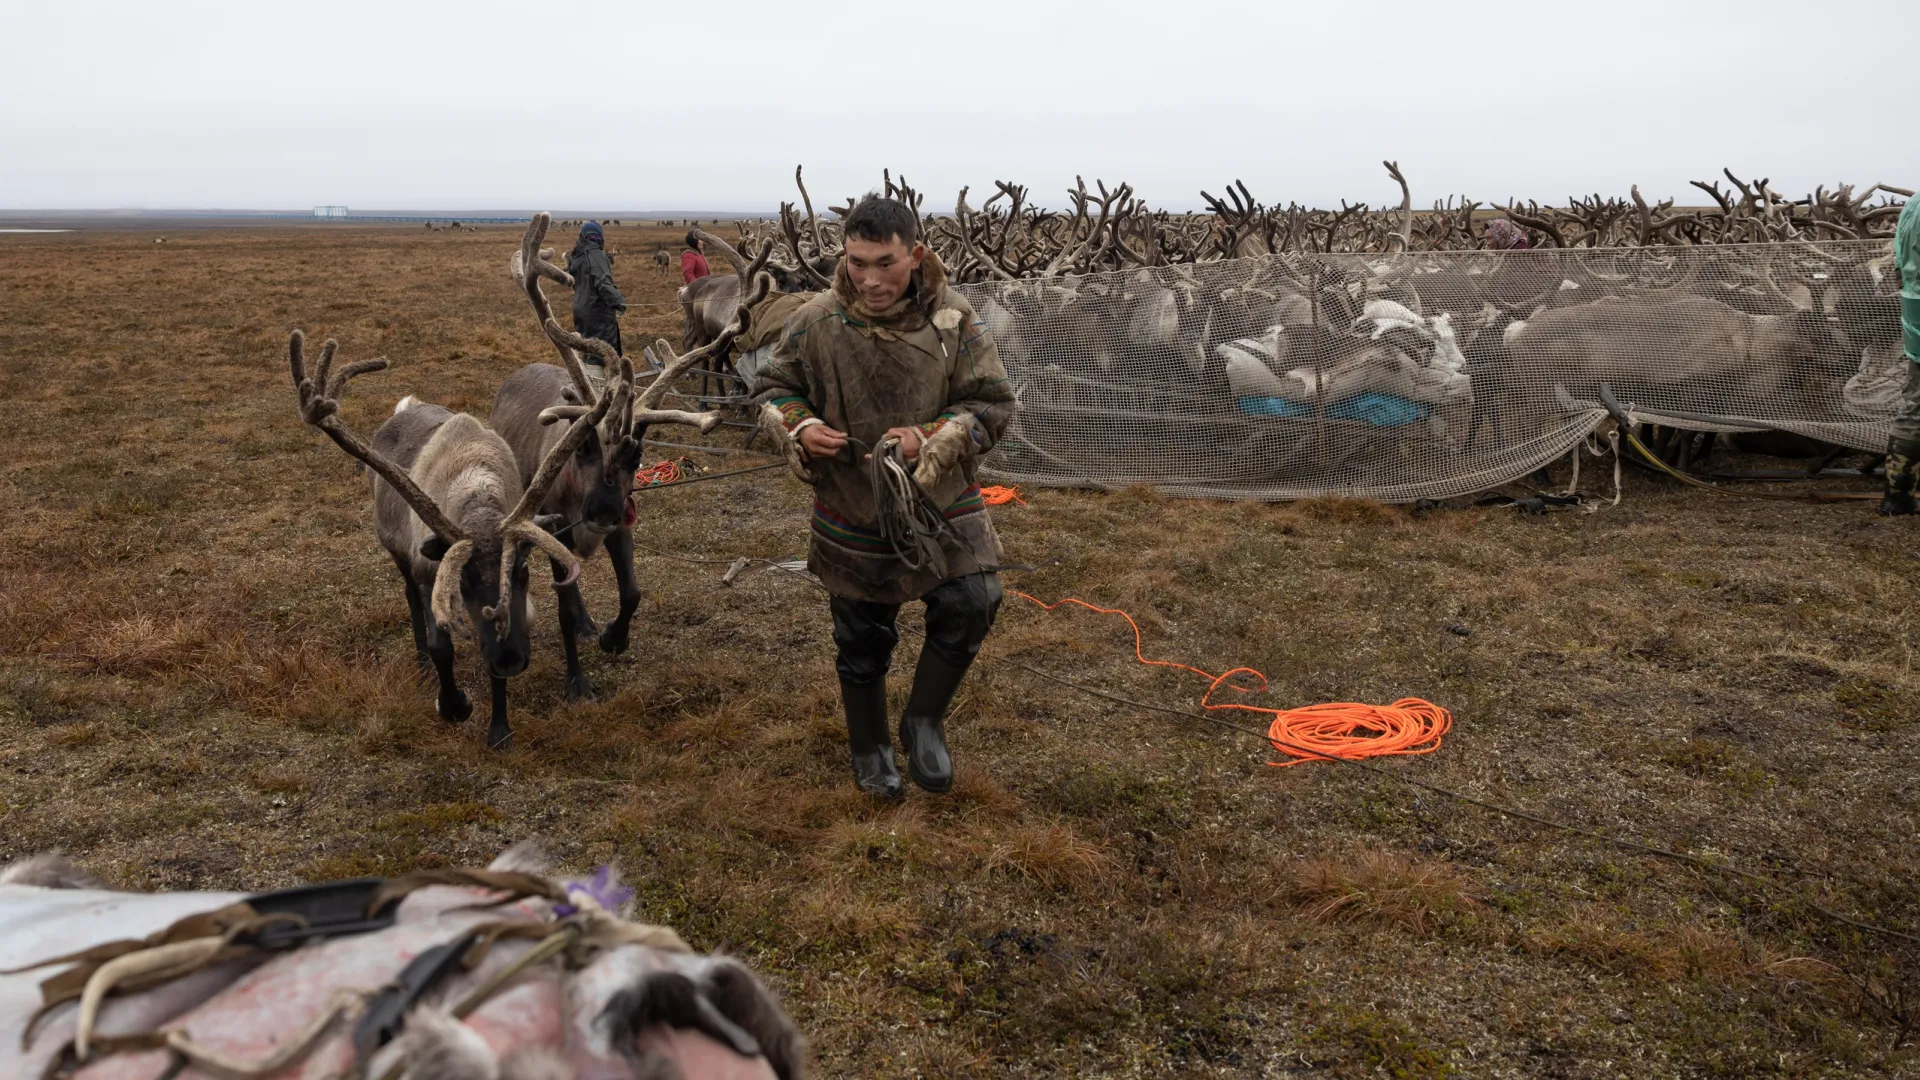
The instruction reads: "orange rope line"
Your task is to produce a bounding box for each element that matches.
[981,485,1027,506]
[635,457,698,488]
[1010,593,1451,766]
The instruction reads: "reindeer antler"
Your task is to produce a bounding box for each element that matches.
[289,331,463,545]
[693,228,759,282]
[635,247,774,432]
[474,357,629,629]
[794,165,836,267]
[510,213,596,402]
[1384,161,1413,252]
[955,187,1018,284]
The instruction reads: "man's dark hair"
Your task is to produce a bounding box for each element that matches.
[842,195,918,247]
[685,230,701,250]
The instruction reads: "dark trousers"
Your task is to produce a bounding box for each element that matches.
[573,314,623,358]
[830,572,1003,686]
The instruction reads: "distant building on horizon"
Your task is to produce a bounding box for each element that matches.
[312,206,349,219]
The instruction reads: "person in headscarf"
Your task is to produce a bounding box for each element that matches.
[681,231,711,286]
[1484,218,1531,251]
[567,221,626,389]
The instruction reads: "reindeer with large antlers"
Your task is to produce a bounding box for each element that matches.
[289,329,603,749]
[678,228,819,362]
[492,213,771,699]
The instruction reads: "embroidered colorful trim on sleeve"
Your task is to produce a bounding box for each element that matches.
[916,412,958,439]
[769,395,817,432]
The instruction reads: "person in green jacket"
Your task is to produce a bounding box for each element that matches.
[1881,197,1920,515]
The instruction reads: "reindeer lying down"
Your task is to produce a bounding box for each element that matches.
[0,847,801,1080]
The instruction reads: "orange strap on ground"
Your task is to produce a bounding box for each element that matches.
[981,485,1027,506]
[1010,593,1451,766]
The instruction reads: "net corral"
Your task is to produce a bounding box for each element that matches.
[958,240,1904,502]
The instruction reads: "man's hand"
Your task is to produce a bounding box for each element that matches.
[797,422,849,460]
[876,426,924,462]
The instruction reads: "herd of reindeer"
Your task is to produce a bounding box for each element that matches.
[673,166,1909,488]
[691,163,1912,281]
[292,167,1913,750]
[294,214,771,750]
[27,167,1888,1080]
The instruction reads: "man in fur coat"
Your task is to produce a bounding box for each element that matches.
[755,195,1016,797]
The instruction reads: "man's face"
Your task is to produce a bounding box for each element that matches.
[844,234,925,311]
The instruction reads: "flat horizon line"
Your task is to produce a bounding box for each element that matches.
[0,208,784,219]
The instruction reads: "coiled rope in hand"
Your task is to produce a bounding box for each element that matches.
[858,435,951,575]
[1014,594,1451,765]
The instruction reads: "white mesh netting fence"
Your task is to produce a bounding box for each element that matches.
[957,239,1905,501]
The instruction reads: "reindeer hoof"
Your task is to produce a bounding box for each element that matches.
[565,674,597,703]
[438,690,473,724]
[598,625,630,655]
[486,726,513,752]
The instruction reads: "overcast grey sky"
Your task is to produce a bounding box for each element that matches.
[3,0,1913,213]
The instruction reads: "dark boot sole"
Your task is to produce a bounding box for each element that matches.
[907,769,952,794]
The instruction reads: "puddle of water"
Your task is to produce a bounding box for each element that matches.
[0,229,74,233]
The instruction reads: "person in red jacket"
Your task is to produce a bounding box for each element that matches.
[680,231,711,285]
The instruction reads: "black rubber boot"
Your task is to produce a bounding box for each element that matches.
[840,678,902,798]
[899,647,971,794]
[1881,444,1919,517]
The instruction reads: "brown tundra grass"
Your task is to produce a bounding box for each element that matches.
[2,225,1919,1076]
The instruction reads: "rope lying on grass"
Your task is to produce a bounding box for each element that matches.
[631,459,787,492]
[1010,594,1450,765]
[635,457,698,488]
[627,534,1920,949]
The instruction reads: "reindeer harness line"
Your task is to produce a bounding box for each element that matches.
[753,194,1016,799]
[0,848,802,1080]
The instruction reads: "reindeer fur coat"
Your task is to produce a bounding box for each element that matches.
[756,252,1015,604]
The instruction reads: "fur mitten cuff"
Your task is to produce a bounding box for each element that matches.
[760,402,816,484]
[913,414,975,489]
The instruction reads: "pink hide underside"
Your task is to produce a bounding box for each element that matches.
[73,888,558,1080]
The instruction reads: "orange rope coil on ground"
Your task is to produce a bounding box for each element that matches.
[980,485,1027,506]
[1011,593,1451,766]
[635,457,698,488]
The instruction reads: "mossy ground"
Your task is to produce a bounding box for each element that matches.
[2,225,1916,1076]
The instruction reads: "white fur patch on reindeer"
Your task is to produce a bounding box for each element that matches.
[379,1008,498,1080]
[932,308,963,332]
